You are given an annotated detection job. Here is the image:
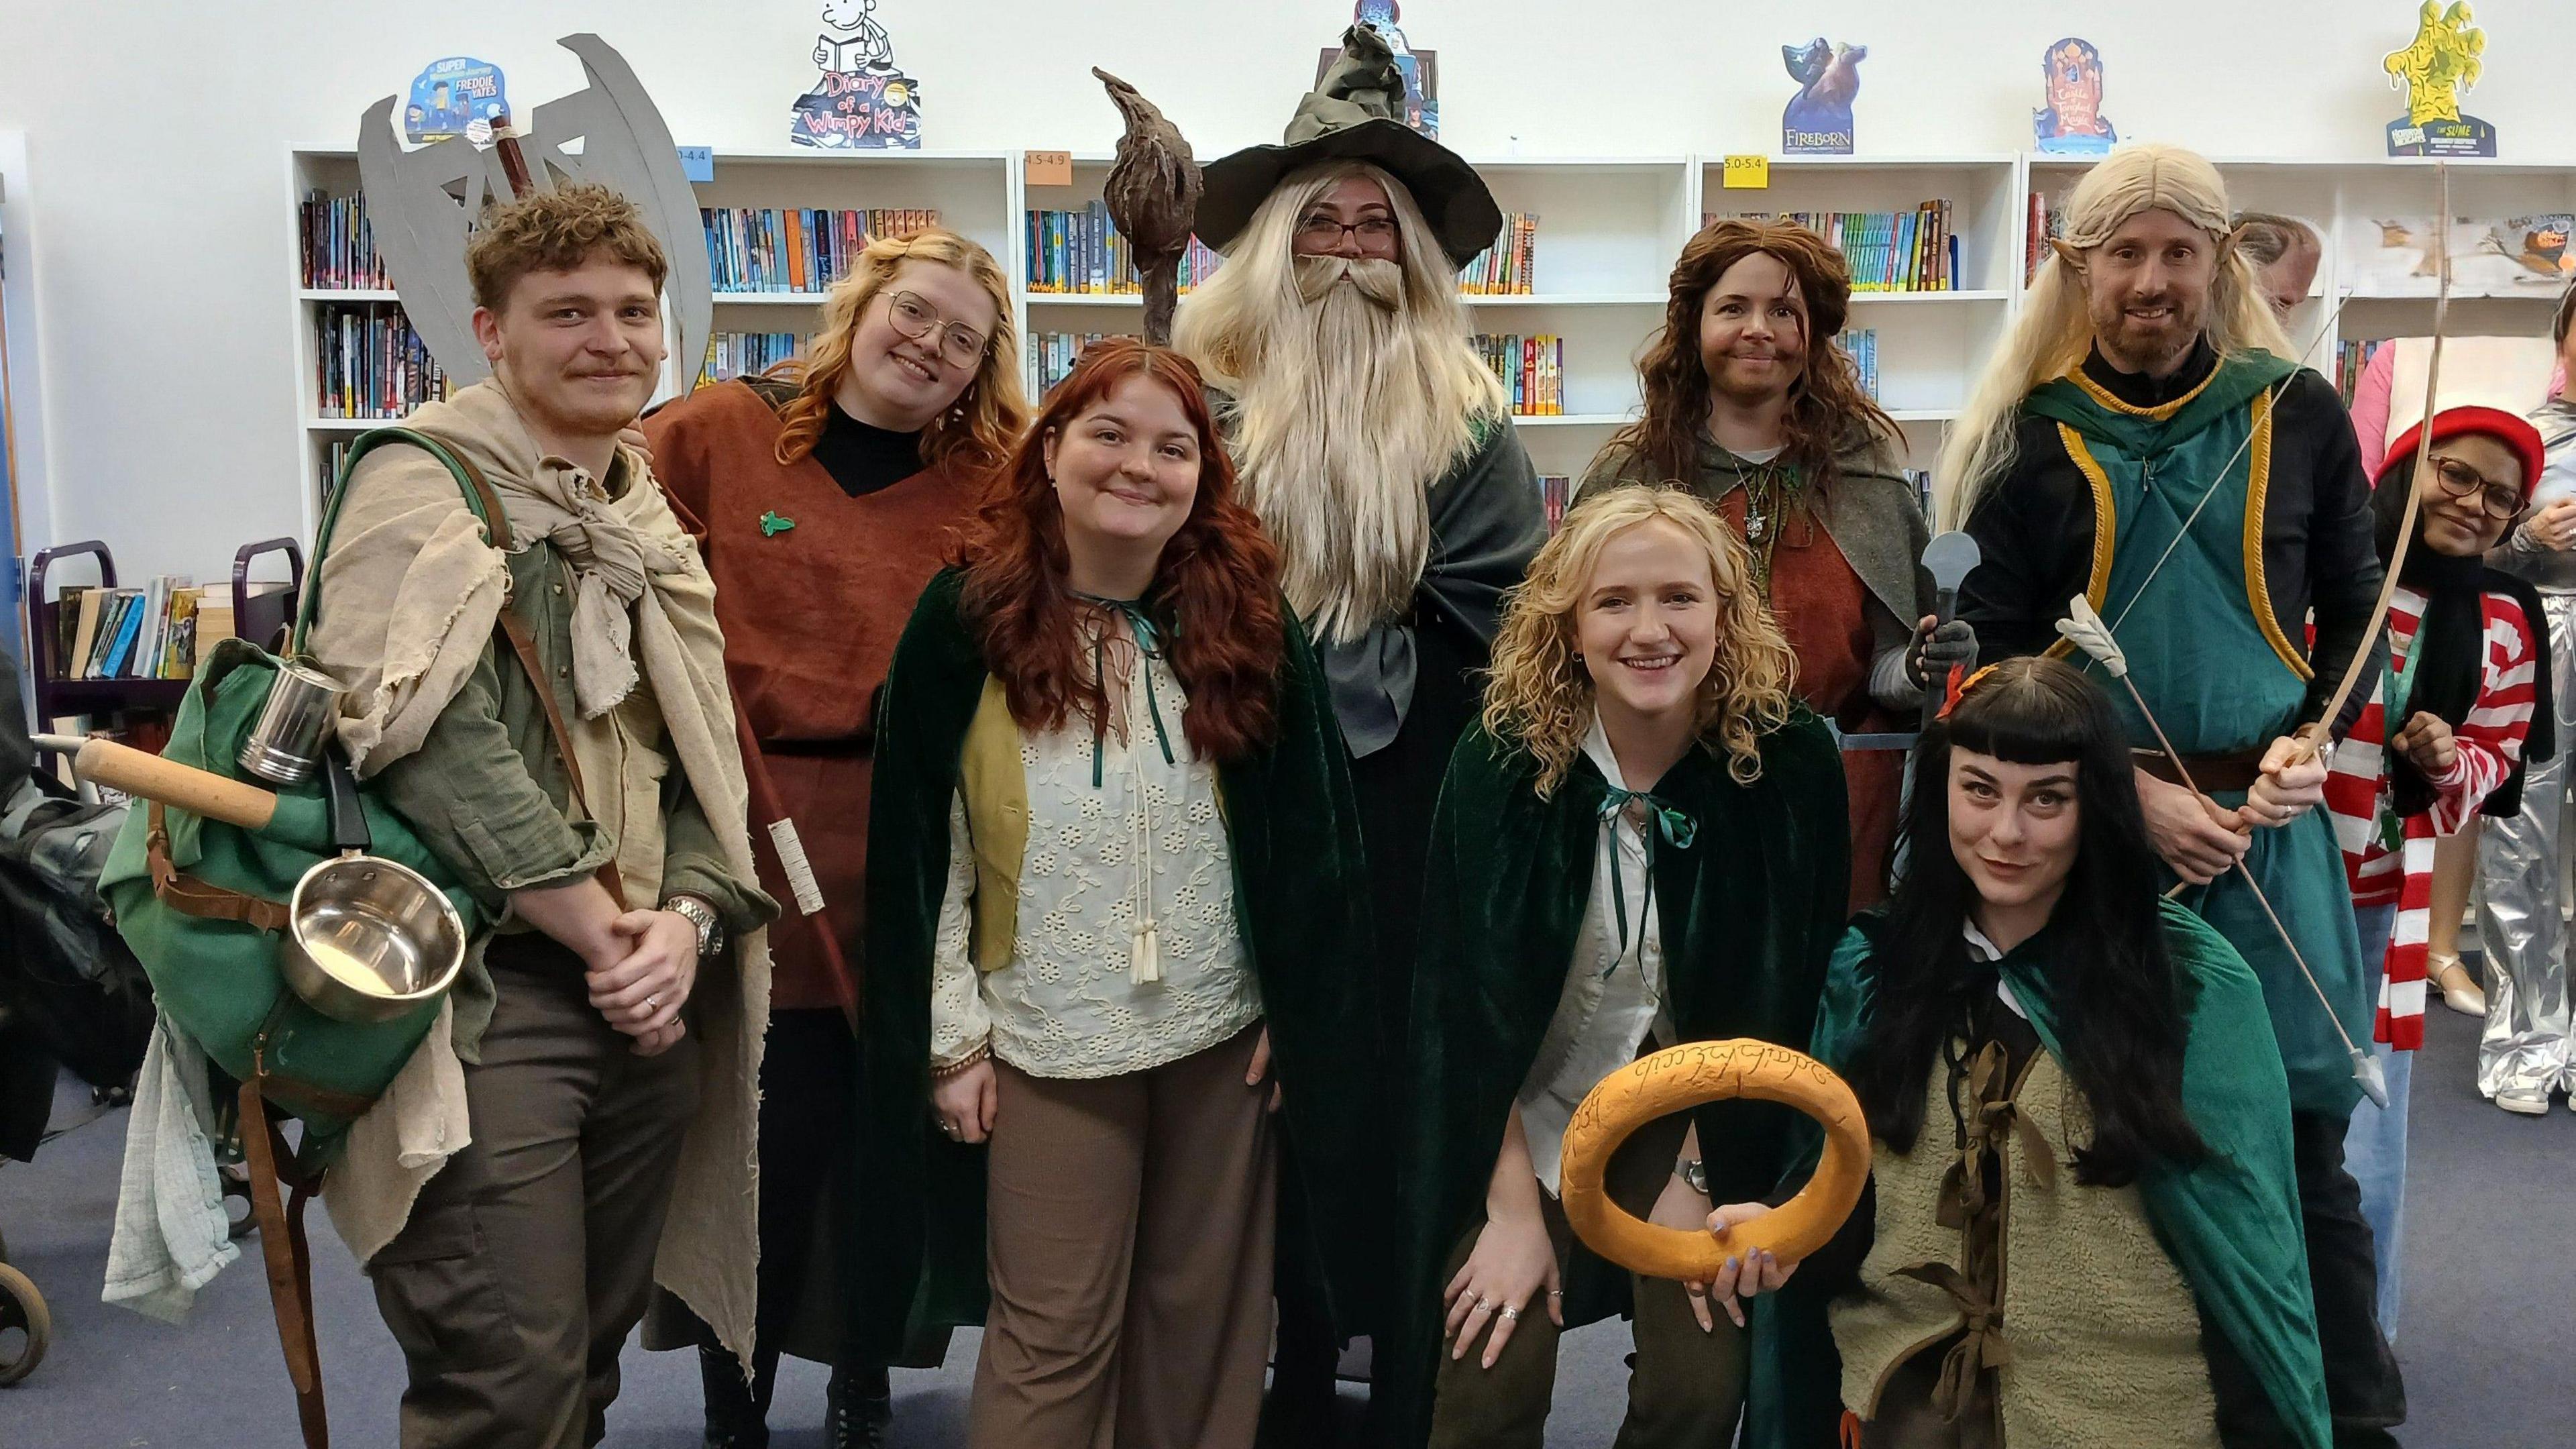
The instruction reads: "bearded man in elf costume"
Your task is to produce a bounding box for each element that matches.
[1946,144,2406,1446]
[1174,23,1548,1440]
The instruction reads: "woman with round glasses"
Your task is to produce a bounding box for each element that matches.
[641,226,1029,1448]
[2322,374,2551,1337]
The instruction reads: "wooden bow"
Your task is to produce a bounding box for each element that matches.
[2290,161,2453,765]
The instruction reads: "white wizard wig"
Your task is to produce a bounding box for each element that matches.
[1175,160,1507,643]
[1937,144,2295,528]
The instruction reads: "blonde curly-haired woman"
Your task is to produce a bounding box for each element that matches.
[1387,484,1851,1448]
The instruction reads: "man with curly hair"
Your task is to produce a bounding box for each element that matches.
[306,182,777,1448]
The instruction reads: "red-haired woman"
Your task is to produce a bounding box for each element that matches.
[855,338,1379,1448]
[641,227,1026,1448]
[1586,220,1974,910]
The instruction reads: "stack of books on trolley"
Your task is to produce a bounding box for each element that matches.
[704,207,942,294]
[313,302,452,419]
[1460,214,1540,294]
[1473,333,1565,416]
[299,189,392,289]
[1713,202,1960,291]
[1028,331,1135,398]
[1540,475,1574,534]
[704,332,805,384]
[48,578,231,682]
[1026,203,1224,294]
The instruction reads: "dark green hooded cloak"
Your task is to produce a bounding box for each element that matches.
[1387,712,1853,1447]
[851,567,1382,1356]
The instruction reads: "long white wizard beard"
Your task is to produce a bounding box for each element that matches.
[1224,256,1476,645]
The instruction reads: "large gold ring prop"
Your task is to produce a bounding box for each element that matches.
[1561,1039,1871,1281]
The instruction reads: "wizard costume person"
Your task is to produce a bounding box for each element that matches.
[1174,28,1547,1424]
[1944,145,2401,1443]
[1388,488,1850,1449]
[853,341,1379,1449]
[1783,657,2332,1448]
[639,227,1028,1448]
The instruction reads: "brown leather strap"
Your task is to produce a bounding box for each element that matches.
[147,801,294,933]
[492,606,627,910]
[2133,747,2267,795]
[239,1075,330,1449]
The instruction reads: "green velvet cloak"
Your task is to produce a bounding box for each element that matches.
[1811,902,2332,1449]
[1386,713,1853,1448]
[851,568,1383,1359]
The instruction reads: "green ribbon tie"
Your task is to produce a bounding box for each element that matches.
[1076,593,1176,788]
[1595,787,1699,977]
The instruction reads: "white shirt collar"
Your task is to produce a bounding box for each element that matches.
[1582,712,1630,793]
[1960,919,2031,1020]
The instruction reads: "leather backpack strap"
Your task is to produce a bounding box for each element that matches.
[147,801,294,933]
[238,1073,330,1449]
[492,606,628,911]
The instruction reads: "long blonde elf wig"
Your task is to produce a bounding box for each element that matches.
[1483,485,1799,794]
[767,226,1028,477]
[1173,159,1508,643]
[1937,144,2295,529]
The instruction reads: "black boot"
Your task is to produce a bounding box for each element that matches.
[828,1364,894,1449]
[698,1344,769,1449]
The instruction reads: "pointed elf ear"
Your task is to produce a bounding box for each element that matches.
[2216,223,2250,266]
[2048,237,2086,273]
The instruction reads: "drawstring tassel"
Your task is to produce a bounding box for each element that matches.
[1132,918,1163,984]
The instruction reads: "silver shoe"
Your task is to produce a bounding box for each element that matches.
[2497,1083,2551,1116]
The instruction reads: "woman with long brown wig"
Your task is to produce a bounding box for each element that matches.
[855,339,1380,1448]
[638,225,1026,1448]
[1585,219,1973,909]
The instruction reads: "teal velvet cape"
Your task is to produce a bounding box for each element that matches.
[851,567,1383,1357]
[1386,713,1854,1448]
[1810,902,2332,1448]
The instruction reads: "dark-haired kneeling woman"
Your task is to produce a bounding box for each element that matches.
[1715,657,2332,1448]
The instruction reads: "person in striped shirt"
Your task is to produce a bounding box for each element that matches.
[2324,382,2553,1340]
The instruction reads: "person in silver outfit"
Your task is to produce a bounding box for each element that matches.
[2475,283,2576,1116]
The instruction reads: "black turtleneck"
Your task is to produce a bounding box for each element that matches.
[1958,337,2385,737]
[809,402,927,498]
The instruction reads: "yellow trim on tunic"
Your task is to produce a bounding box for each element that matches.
[2043,423,2120,661]
[2242,393,2312,680]
[2065,362,2221,421]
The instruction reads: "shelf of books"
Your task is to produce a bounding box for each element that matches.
[284,148,2576,545]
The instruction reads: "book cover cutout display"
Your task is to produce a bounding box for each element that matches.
[792,0,923,150]
[1782,38,1865,155]
[2383,1,2494,157]
[1318,1,1437,139]
[358,34,714,398]
[405,58,511,145]
[2033,38,2116,156]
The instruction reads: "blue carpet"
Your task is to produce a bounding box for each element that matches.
[1,995,2567,1446]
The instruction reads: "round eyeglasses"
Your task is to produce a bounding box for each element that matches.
[885,290,988,368]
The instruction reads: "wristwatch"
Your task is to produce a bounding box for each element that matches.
[665,894,724,960]
[1674,1157,1709,1195]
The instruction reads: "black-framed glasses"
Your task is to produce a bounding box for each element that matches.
[1294,214,1400,251]
[885,290,988,368]
[2429,453,2523,522]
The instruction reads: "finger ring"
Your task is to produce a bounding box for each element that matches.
[645,994,661,1012]
[938,1120,957,1136]
[1546,1289,1564,1297]
[1498,1306,1519,1322]
[1476,1295,1497,1311]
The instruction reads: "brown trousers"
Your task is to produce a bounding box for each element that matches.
[366,934,702,1449]
[1428,1114,1750,1449]
[969,1024,1277,1449]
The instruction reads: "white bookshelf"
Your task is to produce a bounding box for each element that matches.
[283,146,2576,546]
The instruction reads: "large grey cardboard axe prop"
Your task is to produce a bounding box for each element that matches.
[1839,530,1981,753]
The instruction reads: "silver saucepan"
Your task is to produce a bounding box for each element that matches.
[39,732,466,1024]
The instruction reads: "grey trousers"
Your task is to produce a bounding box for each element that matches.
[2475,589,2576,1098]
[366,934,703,1449]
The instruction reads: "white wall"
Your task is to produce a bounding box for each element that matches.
[4,0,2573,580]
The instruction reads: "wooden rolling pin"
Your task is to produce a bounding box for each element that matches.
[31,734,279,830]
